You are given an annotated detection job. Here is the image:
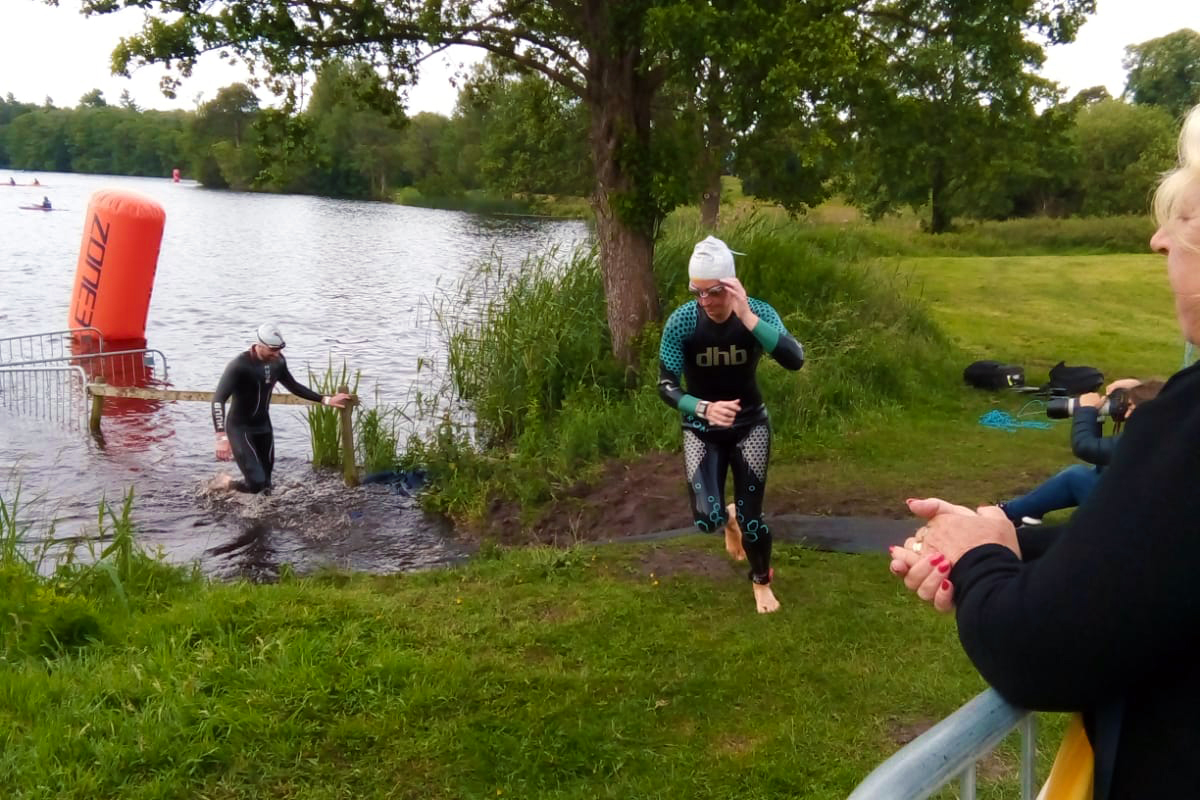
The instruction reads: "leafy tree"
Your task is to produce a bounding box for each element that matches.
[189,83,261,188]
[455,64,590,197]
[1123,29,1200,121]
[78,89,108,108]
[844,1,1090,233]
[1071,99,1176,216]
[6,109,72,171]
[82,0,1095,361]
[119,89,140,111]
[303,60,406,198]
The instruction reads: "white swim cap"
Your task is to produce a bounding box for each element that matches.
[687,235,742,280]
[255,322,286,349]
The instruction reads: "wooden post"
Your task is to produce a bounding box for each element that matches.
[338,384,358,487]
[88,378,105,435]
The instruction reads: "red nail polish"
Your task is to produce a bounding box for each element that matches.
[938,562,951,573]
[941,580,951,591]
[930,554,944,566]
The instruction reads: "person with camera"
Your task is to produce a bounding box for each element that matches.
[998,380,1162,525]
[887,104,1200,798]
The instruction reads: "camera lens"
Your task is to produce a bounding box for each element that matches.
[1046,397,1073,419]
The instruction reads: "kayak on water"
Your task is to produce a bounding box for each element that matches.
[19,205,59,211]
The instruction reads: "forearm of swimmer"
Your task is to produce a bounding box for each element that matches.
[278,363,323,404]
[746,299,804,369]
[769,335,805,370]
[657,364,699,414]
[212,364,237,432]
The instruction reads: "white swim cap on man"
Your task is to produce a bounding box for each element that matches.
[255,322,286,349]
[687,235,743,280]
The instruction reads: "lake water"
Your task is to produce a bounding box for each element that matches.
[0,170,590,579]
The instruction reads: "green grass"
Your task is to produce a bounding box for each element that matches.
[0,535,1066,799]
[891,254,1182,379]
[8,214,1177,798]
[753,252,1185,512]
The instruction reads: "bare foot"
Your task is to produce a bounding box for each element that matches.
[753,583,781,614]
[207,473,233,492]
[724,504,746,561]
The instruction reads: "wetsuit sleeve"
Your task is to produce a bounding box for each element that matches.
[658,303,701,415]
[747,299,804,370]
[211,359,239,433]
[276,359,324,404]
[1069,407,1116,467]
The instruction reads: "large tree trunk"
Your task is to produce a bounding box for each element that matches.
[929,158,952,234]
[586,27,661,367]
[699,167,722,229]
[700,62,727,230]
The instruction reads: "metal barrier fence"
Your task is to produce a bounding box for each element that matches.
[0,327,105,365]
[1,348,170,383]
[848,689,1036,800]
[0,365,89,430]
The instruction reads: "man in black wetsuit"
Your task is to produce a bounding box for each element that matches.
[658,236,806,613]
[211,323,351,493]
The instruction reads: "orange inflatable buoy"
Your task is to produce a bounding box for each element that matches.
[67,190,165,342]
[172,168,180,183]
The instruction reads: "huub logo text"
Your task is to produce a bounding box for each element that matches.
[696,346,747,367]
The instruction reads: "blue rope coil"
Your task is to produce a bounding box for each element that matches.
[979,406,1055,432]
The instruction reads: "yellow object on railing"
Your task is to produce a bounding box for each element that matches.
[1037,714,1093,800]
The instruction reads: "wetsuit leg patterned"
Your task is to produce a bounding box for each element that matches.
[683,428,730,532]
[226,423,275,494]
[729,421,772,584]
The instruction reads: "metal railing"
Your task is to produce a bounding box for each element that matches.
[0,365,89,429]
[1,348,170,383]
[848,689,1036,800]
[0,327,105,365]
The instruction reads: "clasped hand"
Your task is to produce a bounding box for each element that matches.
[889,497,1020,614]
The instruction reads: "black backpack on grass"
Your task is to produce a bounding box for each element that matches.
[963,360,1026,390]
[1045,361,1104,396]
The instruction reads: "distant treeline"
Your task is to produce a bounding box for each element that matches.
[0,61,591,206]
[0,45,1192,223]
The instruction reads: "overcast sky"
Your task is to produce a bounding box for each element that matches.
[0,0,1196,116]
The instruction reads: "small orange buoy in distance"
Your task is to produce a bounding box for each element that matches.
[172,168,180,183]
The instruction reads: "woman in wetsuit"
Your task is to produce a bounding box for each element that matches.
[657,236,806,613]
[211,323,351,493]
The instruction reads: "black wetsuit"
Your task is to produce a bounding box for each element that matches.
[657,298,805,584]
[211,351,322,493]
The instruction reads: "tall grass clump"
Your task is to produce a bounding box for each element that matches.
[307,359,361,469]
[356,396,406,474]
[404,215,960,520]
[0,485,197,661]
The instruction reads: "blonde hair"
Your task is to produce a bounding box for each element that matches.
[1154,105,1200,228]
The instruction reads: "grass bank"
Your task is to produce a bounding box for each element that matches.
[1,512,1064,798]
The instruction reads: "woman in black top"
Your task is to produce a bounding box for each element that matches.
[889,105,1200,799]
[658,236,805,613]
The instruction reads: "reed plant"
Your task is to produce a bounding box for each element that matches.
[307,359,361,469]
[355,394,406,475]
